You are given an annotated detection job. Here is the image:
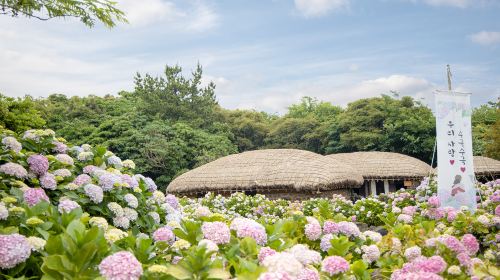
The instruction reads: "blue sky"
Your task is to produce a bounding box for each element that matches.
[0,0,499,113]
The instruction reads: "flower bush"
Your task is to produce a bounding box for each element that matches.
[0,128,499,279]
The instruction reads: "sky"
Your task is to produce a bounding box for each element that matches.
[0,0,499,113]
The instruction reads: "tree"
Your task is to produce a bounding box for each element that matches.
[325,95,435,162]
[471,102,498,156]
[134,64,218,127]
[0,0,126,27]
[0,94,45,133]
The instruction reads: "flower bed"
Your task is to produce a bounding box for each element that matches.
[0,128,499,279]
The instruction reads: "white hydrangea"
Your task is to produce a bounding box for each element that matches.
[107,202,124,217]
[262,252,303,278]
[27,236,46,252]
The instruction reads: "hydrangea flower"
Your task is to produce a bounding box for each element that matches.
[152,226,175,243]
[230,217,267,245]
[98,251,143,280]
[199,239,219,253]
[0,202,8,220]
[0,162,28,178]
[258,272,293,280]
[108,202,124,216]
[23,188,49,206]
[124,194,139,208]
[104,229,128,243]
[107,156,123,169]
[77,151,94,161]
[58,199,80,214]
[321,256,349,276]
[404,246,422,261]
[99,173,122,191]
[297,268,320,280]
[258,247,277,263]
[149,212,161,224]
[461,234,479,255]
[165,194,179,210]
[53,168,72,178]
[121,174,138,189]
[320,233,333,252]
[304,217,322,241]
[52,141,68,154]
[74,174,92,186]
[27,154,49,175]
[40,173,57,190]
[2,136,22,153]
[123,207,138,221]
[84,184,104,203]
[0,234,32,269]
[122,159,135,169]
[288,244,321,265]
[27,236,46,252]
[428,196,440,207]
[55,154,74,165]
[113,216,130,229]
[337,221,361,237]
[323,221,339,234]
[89,217,109,230]
[397,214,413,223]
[361,244,380,263]
[201,222,230,245]
[262,252,303,277]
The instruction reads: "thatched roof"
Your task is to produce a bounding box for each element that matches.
[472,156,500,176]
[326,152,431,180]
[167,149,364,194]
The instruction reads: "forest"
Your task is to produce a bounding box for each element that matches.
[1,64,498,187]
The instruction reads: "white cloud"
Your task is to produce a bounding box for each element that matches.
[422,0,471,8]
[117,0,180,26]
[294,0,350,17]
[116,0,218,30]
[469,31,500,46]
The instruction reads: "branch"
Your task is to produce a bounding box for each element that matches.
[0,4,78,21]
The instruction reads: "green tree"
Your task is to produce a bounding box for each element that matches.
[472,101,498,156]
[326,95,435,162]
[0,94,45,133]
[0,0,126,27]
[134,64,218,127]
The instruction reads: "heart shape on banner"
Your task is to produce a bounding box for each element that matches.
[450,160,455,165]
[460,166,466,172]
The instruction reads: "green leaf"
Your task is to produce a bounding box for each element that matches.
[166,265,192,279]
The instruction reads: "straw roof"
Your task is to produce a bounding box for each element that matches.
[433,156,500,177]
[167,149,364,194]
[326,152,431,180]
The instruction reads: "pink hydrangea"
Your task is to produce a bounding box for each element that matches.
[258,247,277,263]
[27,154,49,176]
[446,210,457,222]
[98,251,143,280]
[323,221,339,234]
[230,218,267,245]
[461,234,479,256]
[73,174,92,186]
[297,268,320,280]
[0,162,28,178]
[457,253,471,267]
[0,234,32,269]
[321,256,349,276]
[121,174,138,188]
[428,196,440,208]
[83,165,98,174]
[58,199,80,214]
[40,173,57,190]
[391,271,443,280]
[404,246,421,261]
[152,227,175,243]
[402,206,417,216]
[52,141,68,154]
[304,217,322,241]
[495,205,500,216]
[23,188,49,206]
[258,272,293,280]
[441,236,465,254]
[84,184,103,203]
[202,222,230,245]
[362,245,380,263]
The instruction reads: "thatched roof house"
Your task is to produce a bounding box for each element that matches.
[472,156,500,178]
[326,152,431,196]
[167,149,364,199]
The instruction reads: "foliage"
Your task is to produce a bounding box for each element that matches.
[0,0,127,27]
[0,94,45,133]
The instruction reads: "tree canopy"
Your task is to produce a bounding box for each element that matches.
[0,0,126,27]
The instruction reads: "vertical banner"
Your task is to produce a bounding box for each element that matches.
[435,92,477,211]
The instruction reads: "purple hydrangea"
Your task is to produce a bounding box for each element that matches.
[297,268,320,280]
[202,222,230,245]
[304,217,322,241]
[40,173,57,190]
[27,154,49,176]
[84,184,104,203]
[165,194,179,210]
[52,141,68,154]
[99,173,122,191]
[58,199,80,214]
[0,162,28,178]
[152,226,175,243]
[337,221,361,237]
[0,234,32,269]
[230,218,267,245]
[323,221,339,234]
[144,177,157,192]
[83,165,98,174]
[258,247,277,264]
[98,251,143,280]
[121,174,138,189]
[23,188,50,206]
